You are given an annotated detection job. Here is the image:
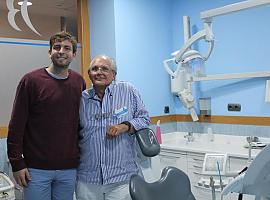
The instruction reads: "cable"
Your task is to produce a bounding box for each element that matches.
[217,161,223,191]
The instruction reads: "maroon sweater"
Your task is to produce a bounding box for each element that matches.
[7,68,86,172]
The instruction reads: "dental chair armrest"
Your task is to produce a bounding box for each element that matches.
[135,128,160,157]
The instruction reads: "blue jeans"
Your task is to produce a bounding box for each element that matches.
[24,168,76,200]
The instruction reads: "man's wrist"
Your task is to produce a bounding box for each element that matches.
[120,121,131,132]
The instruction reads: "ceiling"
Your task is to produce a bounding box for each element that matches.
[0,0,77,19]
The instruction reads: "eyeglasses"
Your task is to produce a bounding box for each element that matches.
[89,65,113,73]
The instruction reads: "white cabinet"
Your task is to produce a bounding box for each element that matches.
[187,152,204,196]
[159,149,188,174]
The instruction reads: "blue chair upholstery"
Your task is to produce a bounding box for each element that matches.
[129,166,196,200]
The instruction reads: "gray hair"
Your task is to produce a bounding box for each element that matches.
[89,55,117,74]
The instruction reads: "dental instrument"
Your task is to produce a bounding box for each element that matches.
[163,0,270,121]
[216,161,223,191]
[210,176,216,200]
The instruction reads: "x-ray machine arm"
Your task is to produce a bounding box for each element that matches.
[164,0,270,121]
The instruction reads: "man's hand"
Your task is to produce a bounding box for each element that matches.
[107,124,129,139]
[13,168,31,187]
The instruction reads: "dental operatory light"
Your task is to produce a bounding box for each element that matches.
[163,0,270,122]
[18,1,32,6]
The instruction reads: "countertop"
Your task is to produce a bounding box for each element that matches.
[160,132,270,158]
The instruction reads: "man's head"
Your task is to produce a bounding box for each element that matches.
[49,32,77,54]
[88,55,117,88]
[48,32,77,68]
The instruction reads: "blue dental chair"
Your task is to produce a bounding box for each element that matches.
[130,128,196,200]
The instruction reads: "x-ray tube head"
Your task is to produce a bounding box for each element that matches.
[181,49,203,63]
[181,50,206,77]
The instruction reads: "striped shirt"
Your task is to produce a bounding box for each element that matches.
[77,81,150,185]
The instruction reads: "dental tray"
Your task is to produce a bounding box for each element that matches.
[244,142,267,149]
[197,177,230,188]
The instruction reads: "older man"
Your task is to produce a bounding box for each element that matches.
[76,55,150,200]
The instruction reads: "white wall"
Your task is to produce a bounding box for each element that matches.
[0,38,81,126]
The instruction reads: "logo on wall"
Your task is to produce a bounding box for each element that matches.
[6,0,41,36]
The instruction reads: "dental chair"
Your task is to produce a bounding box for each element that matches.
[130,166,196,200]
[221,144,270,200]
[130,128,195,200]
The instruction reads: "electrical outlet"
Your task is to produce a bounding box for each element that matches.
[228,103,241,111]
[164,106,170,113]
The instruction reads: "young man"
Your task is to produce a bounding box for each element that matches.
[7,32,86,200]
[76,55,150,200]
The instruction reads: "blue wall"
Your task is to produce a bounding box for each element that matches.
[88,0,116,58]
[88,0,270,117]
[172,0,270,117]
[113,0,174,116]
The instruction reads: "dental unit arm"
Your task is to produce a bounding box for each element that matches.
[163,0,270,121]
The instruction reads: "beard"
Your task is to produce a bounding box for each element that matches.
[51,54,72,68]
[52,59,71,69]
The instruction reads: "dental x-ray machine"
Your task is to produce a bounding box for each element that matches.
[164,0,270,121]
